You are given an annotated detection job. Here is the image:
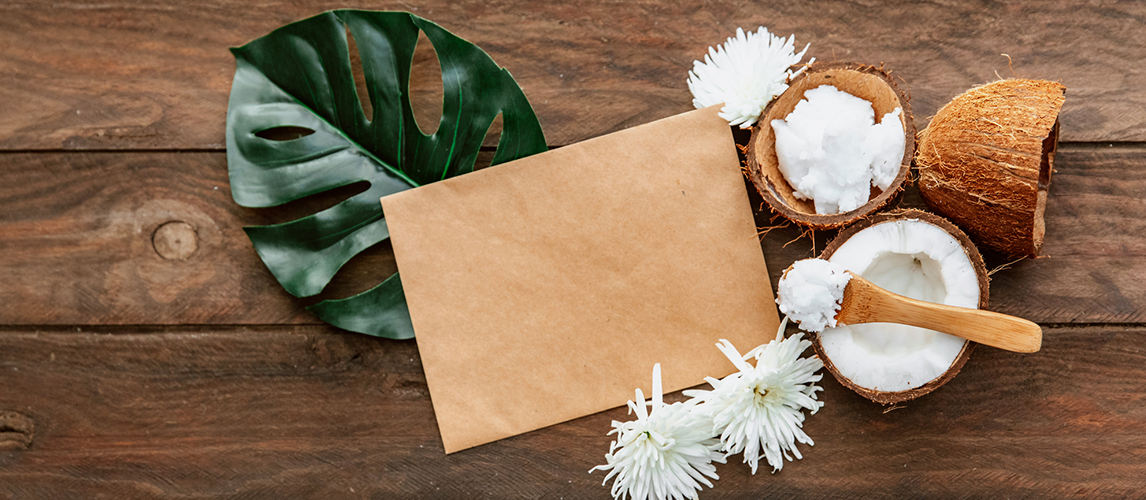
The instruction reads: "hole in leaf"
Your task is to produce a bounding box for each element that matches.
[346,24,373,122]
[473,150,497,172]
[242,181,371,225]
[410,30,444,136]
[483,112,504,149]
[473,113,503,172]
[303,238,398,306]
[254,126,315,141]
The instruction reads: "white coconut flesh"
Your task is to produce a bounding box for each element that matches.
[820,219,980,393]
[770,85,906,215]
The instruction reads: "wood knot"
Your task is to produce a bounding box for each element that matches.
[152,221,198,260]
[0,411,34,450]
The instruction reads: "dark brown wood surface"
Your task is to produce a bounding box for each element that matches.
[1,0,1144,150]
[1,324,1144,498]
[2,0,1145,498]
[3,147,1143,326]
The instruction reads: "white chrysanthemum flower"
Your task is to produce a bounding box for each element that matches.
[685,317,825,474]
[687,27,814,128]
[591,364,726,500]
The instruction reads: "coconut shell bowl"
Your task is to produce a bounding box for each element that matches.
[745,62,916,230]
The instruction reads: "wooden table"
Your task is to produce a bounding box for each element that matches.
[2,1,1144,497]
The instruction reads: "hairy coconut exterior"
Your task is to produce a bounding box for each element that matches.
[916,79,1066,258]
[746,62,916,230]
[814,209,990,405]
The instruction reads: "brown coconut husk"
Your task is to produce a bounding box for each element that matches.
[746,62,916,229]
[814,209,990,405]
[916,79,1066,258]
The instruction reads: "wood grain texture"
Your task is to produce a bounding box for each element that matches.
[0,150,409,326]
[0,324,1142,498]
[2,146,1142,326]
[0,0,1143,151]
[1,1,1142,498]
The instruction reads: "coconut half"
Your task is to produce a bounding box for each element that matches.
[917,79,1066,258]
[812,209,989,404]
[746,62,916,229]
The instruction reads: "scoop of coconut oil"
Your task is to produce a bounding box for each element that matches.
[771,85,905,215]
[776,258,852,332]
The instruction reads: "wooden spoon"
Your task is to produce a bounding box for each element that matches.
[836,273,1042,353]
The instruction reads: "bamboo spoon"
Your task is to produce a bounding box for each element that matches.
[836,273,1042,353]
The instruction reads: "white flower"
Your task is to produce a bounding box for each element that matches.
[684,317,824,474]
[687,27,814,128]
[591,364,725,500]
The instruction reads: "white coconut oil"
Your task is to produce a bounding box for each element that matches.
[771,85,906,215]
[776,258,852,333]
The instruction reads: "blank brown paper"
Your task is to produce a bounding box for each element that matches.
[381,106,780,453]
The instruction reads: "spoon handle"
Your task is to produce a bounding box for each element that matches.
[838,276,1042,353]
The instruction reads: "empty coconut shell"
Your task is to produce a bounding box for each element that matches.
[746,62,916,229]
[916,79,1066,258]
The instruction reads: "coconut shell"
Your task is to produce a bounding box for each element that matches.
[916,79,1066,258]
[813,209,989,405]
[746,62,916,229]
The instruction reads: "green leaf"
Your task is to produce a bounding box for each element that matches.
[226,10,547,338]
[308,272,415,340]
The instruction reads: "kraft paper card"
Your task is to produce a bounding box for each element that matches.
[381,106,780,453]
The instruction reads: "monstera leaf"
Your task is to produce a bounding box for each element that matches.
[226,10,547,338]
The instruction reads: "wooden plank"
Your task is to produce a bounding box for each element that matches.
[1,146,1144,325]
[0,151,391,326]
[0,0,1142,150]
[0,324,1143,497]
